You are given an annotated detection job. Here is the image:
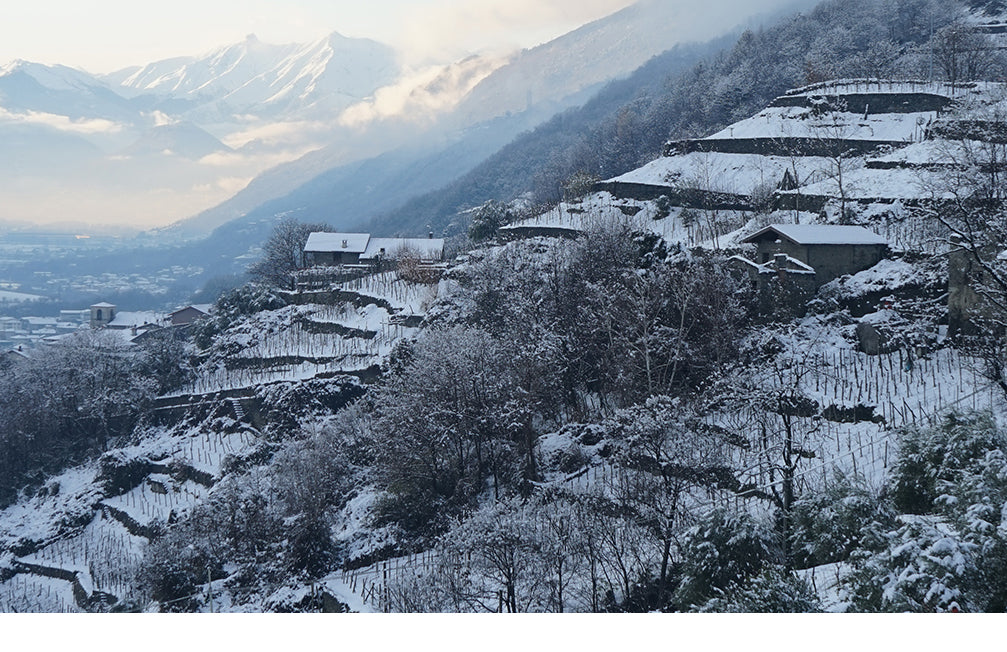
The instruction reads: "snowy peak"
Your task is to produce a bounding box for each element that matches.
[120,121,232,159]
[106,36,301,99]
[0,59,108,92]
[0,59,138,124]
[103,32,400,120]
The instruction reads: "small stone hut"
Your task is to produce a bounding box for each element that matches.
[742,224,889,286]
[732,224,889,316]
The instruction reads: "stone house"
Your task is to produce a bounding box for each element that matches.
[732,224,889,315]
[742,225,889,285]
[169,304,213,326]
[729,253,821,315]
[90,302,117,329]
[303,233,372,266]
[947,234,1007,338]
[303,232,446,267]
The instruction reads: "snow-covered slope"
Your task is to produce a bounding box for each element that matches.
[120,122,232,159]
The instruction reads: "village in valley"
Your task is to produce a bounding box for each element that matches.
[6,0,1007,617]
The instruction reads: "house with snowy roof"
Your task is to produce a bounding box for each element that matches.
[303,232,445,267]
[169,304,213,326]
[88,302,166,343]
[732,224,889,315]
[741,224,888,285]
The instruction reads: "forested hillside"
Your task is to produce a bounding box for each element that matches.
[369,0,967,236]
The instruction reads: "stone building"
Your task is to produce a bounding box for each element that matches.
[732,224,889,316]
[303,232,445,267]
[90,302,116,329]
[947,234,1004,338]
[741,224,889,285]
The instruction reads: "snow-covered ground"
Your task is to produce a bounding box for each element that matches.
[174,271,438,396]
[611,152,833,195]
[501,191,754,251]
[705,106,934,143]
[0,406,263,610]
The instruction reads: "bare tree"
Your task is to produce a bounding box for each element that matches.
[855,40,904,88]
[813,99,863,222]
[933,21,999,91]
[248,217,335,289]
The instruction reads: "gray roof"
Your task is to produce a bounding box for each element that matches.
[744,224,887,246]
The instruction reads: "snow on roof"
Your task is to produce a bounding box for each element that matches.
[744,224,887,246]
[731,254,815,275]
[304,232,371,254]
[766,254,816,274]
[171,304,213,316]
[361,238,445,260]
[108,311,163,328]
[91,302,116,308]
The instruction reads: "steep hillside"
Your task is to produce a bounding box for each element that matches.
[4,70,1005,612]
[197,38,727,246]
[10,0,1007,615]
[166,0,776,242]
[364,0,960,237]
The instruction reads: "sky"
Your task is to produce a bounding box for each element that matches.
[0,0,641,72]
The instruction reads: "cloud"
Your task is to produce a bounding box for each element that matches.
[219,119,332,150]
[197,148,314,170]
[149,110,177,127]
[338,53,510,128]
[0,107,123,135]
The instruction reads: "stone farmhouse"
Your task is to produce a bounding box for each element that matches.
[303,232,445,267]
[731,224,889,314]
[742,224,888,285]
[169,304,213,326]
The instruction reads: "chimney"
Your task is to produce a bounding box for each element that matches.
[429,231,434,239]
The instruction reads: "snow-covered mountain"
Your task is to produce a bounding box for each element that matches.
[165,0,807,240]
[120,122,232,160]
[0,32,406,230]
[449,0,812,128]
[0,60,137,125]
[105,32,401,122]
[0,0,808,233]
